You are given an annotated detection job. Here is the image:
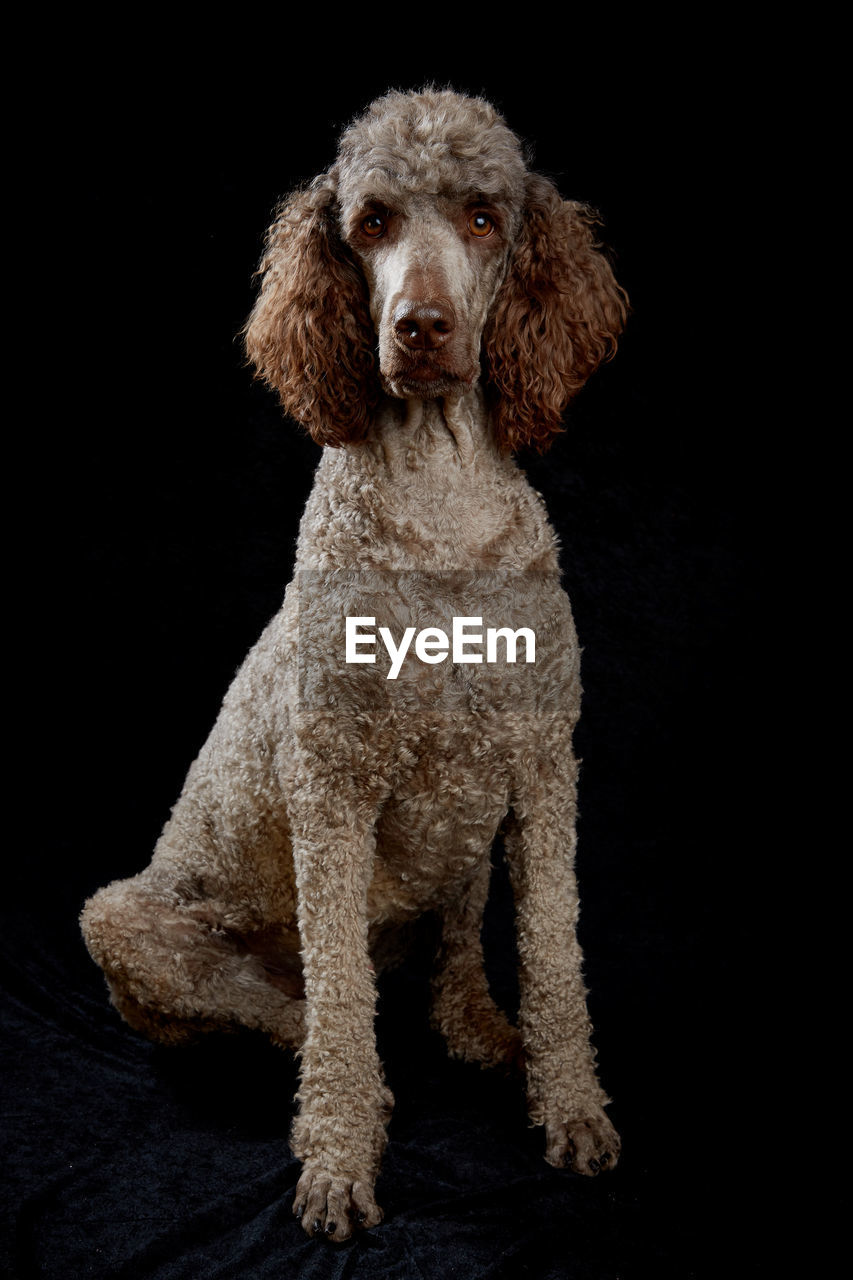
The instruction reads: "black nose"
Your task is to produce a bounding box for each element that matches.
[393,301,456,351]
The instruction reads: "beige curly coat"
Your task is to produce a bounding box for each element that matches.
[81,88,628,1242]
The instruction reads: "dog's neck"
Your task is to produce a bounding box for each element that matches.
[373,392,485,470]
[294,387,560,573]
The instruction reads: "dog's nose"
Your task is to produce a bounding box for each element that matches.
[393,301,456,351]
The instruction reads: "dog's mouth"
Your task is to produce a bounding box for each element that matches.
[384,370,471,399]
[382,353,478,399]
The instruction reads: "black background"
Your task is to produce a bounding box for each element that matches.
[5,31,761,1279]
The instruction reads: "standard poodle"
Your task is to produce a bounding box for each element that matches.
[81,87,628,1242]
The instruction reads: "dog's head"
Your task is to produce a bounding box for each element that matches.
[245,89,627,452]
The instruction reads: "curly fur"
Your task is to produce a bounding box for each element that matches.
[246,89,626,451]
[81,88,627,1244]
[485,177,626,452]
[246,175,379,445]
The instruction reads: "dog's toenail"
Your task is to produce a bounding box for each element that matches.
[589,1158,600,1173]
[313,1219,322,1233]
[326,1222,336,1234]
[356,1211,367,1224]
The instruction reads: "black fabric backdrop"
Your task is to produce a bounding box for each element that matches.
[5,34,761,1280]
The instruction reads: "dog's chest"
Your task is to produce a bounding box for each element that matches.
[368,721,511,917]
[286,563,579,921]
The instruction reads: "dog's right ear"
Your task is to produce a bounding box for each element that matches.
[243,171,379,446]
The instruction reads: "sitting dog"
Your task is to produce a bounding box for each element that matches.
[81,87,628,1241]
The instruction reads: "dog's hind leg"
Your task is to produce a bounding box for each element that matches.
[430,855,524,1071]
[80,876,305,1049]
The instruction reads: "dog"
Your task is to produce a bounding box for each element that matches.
[81,87,627,1241]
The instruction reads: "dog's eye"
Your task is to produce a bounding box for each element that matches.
[468,212,495,237]
[361,213,387,238]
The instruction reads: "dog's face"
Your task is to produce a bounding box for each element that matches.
[334,92,526,401]
[245,89,627,451]
[338,192,513,400]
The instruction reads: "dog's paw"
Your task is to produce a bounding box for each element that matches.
[544,1106,621,1175]
[293,1166,383,1242]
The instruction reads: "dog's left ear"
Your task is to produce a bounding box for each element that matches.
[244,169,379,446]
[484,174,628,453]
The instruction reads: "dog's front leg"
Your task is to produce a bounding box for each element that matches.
[505,724,620,1177]
[288,778,391,1241]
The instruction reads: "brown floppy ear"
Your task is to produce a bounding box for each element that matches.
[484,174,628,453]
[243,171,378,446]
